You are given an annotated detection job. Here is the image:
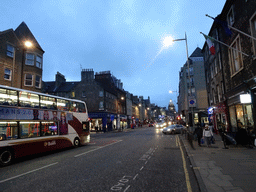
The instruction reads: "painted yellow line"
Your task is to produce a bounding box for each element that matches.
[177,136,192,192]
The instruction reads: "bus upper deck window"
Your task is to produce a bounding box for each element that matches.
[0,89,18,106]
[19,92,39,108]
[57,99,69,111]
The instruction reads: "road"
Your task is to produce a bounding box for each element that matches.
[0,127,200,192]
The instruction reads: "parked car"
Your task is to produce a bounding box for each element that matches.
[162,124,185,134]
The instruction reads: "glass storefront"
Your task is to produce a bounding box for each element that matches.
[229,104,254,132]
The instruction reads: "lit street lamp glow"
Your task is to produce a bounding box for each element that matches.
[25,41,32,47]
[163,36,174,47]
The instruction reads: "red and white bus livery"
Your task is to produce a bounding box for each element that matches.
[0,85,90,166]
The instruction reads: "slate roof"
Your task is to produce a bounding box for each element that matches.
[14,22,44,52]
[189,47,203,57]
[43,81,80,93]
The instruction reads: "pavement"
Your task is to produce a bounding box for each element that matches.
[179,133,256,192]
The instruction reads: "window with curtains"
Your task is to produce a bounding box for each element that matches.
[25,74,33,86]
[229,35,243,76]
[25,53,35,66]
[250,12,256,56]
[6,44,14,57]
[227,6,234,26]
[36,55,42,68]
[35,75,41,88]
[4,68,11,81]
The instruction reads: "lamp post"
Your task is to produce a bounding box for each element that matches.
[163,32,194,128]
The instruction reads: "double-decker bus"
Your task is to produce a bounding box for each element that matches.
[0,85,90,166]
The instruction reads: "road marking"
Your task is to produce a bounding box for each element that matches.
[140,166,144,171]
[177,136,192,192]
[75,140,123,157]
[123,185,130,192]
[0,162,58,184]
[145,161,148,165]
[133,174,138,180]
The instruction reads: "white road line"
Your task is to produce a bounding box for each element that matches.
[140,166,144,171]
[0,162,58,184]
[74,140,123,157]
[145,161,148,165]
[133,174,138,180]
[123,185,130,192]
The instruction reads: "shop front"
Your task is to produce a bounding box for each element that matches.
[89,112,117,132]
[227,93,254,133]
[208,101,229,132]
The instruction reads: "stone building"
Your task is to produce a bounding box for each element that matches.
[0,22,44,92]
[178,47,208,126]
[202,0,256,136]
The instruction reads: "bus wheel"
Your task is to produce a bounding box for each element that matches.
[0,149,13,166]
[74,138,80,147]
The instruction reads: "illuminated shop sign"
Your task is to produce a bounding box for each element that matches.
[240,94,252,104]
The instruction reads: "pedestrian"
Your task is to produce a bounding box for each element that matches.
[203,125,213,147]
[208,122,214,133]
[194,123,203,146]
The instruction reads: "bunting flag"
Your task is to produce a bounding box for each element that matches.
[202,33,215,55]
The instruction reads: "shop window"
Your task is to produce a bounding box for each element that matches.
[236,105,244,127]
[229,106,237,132]
[4,68,12,81]
[71,91,75,98]
[244,105,254,127]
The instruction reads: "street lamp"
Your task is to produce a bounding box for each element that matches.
[163,33,193,128]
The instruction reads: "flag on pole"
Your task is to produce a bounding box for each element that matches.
[202,33,215,55]
[214,15,232,37]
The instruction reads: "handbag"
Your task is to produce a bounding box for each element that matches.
[201,138,204,144]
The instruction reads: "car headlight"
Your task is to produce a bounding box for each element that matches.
[156,125,159,127]
[167,129,171,131]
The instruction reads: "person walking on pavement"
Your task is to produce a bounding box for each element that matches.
[203,124,213,147]
[194,123,203,146]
